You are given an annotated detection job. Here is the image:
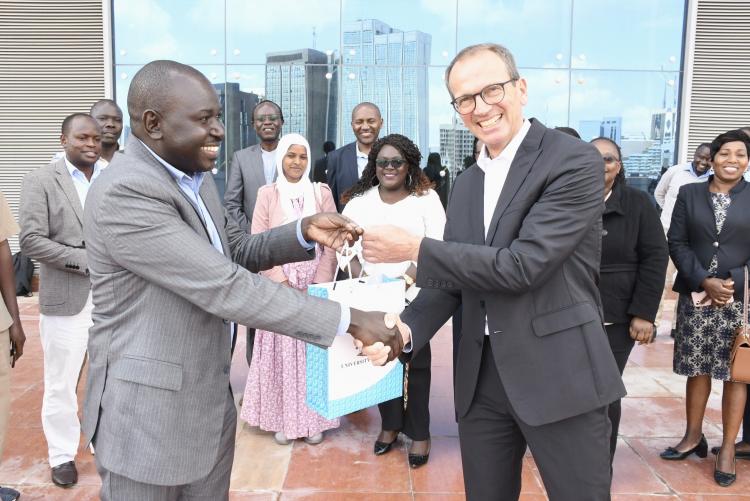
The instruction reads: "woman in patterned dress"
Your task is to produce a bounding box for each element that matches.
[660,130,750,487]
[240,133,340,445]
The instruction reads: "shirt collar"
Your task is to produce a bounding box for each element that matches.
[139,139,205,189]
[476,119,531,172]
[64,156,103,180]
[355,142,368,159]
[682,161,711,178]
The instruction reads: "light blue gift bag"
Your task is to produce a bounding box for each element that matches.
[306,275,405,419]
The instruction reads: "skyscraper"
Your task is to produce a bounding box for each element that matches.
[265,48,338,163]
[214,82,259,196]
[341,19,431,160]
[439,123,475,176]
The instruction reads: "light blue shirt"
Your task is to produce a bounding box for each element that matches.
[64,156,105,208]
[140,140,350,337]
[262,148,276,185]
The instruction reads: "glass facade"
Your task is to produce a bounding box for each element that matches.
[112,0,687,197]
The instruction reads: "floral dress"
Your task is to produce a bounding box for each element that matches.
[674,193,744,381]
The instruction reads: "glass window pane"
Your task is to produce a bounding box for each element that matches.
[521,69,570,129]
[570,70,681,191]
[226,0,340,64]
[113,0,225,64]
[571,0,686,71]
[457,0,572,69]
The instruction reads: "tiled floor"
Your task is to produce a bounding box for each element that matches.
[2,293,750,500]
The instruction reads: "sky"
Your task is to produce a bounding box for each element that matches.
[113,0,686,151]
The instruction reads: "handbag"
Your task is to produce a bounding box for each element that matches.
[730,266,750,383]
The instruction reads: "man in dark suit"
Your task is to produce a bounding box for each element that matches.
[361,43,625,500]
[326,102,383,211]
[83,60,404,500]
[312,140,335,183]
[223,99,284,366]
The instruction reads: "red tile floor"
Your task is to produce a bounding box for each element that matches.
[2,292,750,499]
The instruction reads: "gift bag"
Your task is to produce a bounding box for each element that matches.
[307,275,405,419]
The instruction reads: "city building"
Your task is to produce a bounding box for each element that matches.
[341,19,431,159]
[439,123,475,176]
[265,48,338,164]
[214,82,259,193]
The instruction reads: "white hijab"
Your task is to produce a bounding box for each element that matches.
[275,133,316,223]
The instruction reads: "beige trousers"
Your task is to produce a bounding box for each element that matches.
[0,328,11,458]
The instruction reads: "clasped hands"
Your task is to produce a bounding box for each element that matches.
[699,277,735,307]
[300,215,419,366]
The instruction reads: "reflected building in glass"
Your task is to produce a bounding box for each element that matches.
[341,19,431,159]
[439,124,475,176]
[265,48,339,162]
[215,82,259,176]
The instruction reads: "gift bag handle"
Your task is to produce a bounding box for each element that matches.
[741,266,749,343]
[337,240,365,281]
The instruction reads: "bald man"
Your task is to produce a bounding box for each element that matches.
[19,113,103,488]
[82,60,404,500]
[326,102,383,211]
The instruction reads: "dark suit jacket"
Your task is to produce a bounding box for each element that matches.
[402,119,625,427]
[668,178,750,298]
[224,144,275,232]
[326,142,358,212]
[312,156,328,183]
[599,182,668,324]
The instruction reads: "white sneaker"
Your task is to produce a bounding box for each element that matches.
[274,432,291,445]
[304,433,324,445]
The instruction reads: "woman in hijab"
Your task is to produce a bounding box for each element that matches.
[240,133,340,445]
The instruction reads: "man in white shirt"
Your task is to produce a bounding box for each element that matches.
[326,103,383,211]
[361,43,624,500]
[19,114,103,488]
[654,143,711,233]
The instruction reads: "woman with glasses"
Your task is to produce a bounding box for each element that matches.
[661,130,750,487]
[340,134,445,468]
[240,133,340,446]
[590,137,668,464]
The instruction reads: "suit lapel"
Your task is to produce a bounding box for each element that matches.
[200,177,230,255]
[346,143,359,184]
[466,168,486,245]
[484,121,544,245]
[53,159,84,225]
[250,145,269,186]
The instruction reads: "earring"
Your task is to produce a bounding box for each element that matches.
[406,174,413,186]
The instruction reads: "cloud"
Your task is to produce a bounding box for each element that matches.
[114,0,180,60]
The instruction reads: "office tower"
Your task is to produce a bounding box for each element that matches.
[439,124,475,176]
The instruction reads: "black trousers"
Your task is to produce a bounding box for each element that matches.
[605,323,635,463]
[378,342,431,441]
[458,339,612,501]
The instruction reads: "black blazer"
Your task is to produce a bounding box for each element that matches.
[599,183,668,324]
[325,142,358,212]
[402,119,625,426]
[668,178,750,299]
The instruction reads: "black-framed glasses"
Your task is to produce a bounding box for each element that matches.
[450,78,518,115]
[255,114,280,123]
[602,155,620,164]
[375,158,406,169]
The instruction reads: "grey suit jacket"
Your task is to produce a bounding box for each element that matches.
[403,119,626,427]
[224,144,275,232]
[82,137,342,486]
[19,158,91,316]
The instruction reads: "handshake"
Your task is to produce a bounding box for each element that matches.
[347,310,412,366]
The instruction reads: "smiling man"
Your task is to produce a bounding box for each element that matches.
[82,60,404,500]
[326,102,383,211]
[19,113,103,489]
[361,43,625,500]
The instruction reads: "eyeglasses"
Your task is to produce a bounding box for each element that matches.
[255,114,280,123]
[375,158,406,169]
[450,78,518,115]
[602,155,620,164]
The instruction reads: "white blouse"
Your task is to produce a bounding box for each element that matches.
[342,187,446,279]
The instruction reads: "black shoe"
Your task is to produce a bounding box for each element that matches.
[711,443,750,459]
[374,433,398,456]
[670,328,676,338]
[408,439,431,468]
[0,487,20,501]
[714,456,737,487]
[660,435,708,460]
[51,460,77,488]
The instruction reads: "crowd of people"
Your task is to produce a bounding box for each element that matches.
[0,42,749,501]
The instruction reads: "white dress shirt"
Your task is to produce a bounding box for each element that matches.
[476,119,531,238]
[653,162,710,233]
[64,157,105,209]
[355,143,368,178]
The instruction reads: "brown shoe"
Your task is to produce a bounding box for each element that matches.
[51,461,77,487]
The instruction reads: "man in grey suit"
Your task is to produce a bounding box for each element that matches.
[19,113,104,488]
[362,44,625,500]
[224,99,284,366]
[83,60,404,500]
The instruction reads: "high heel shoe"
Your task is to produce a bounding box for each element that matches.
[660,434,708,460]
[374,433,398,456]
[714,456,737,487]
[408,439,431,468]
